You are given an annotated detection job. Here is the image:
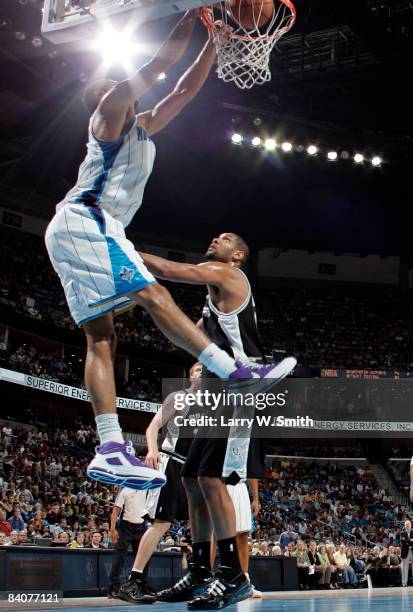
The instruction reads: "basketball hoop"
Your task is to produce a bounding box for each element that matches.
[201,0,296,90]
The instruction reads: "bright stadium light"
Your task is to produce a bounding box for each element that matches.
[231,133,243,144]
[307,145,318,155]
[327,151,338,161]
[157,72,167,81]
[264,138,277,151]
[94,25,142,70]
[371,156,382,167]
[281,141,293,152]
[251,136,262,147]
[354,153,364,164]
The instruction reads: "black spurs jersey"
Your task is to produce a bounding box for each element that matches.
[161,388,201,457]
[202,269,264,362]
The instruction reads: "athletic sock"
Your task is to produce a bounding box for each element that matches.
[198,344,236,379]
[217,536,242,572]
[192,541,212,569]
[130,570,144,581]
[95,413,124,444]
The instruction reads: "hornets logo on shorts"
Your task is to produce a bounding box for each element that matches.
[119,266,136,283]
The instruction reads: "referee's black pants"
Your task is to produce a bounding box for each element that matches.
[109,520,146,591]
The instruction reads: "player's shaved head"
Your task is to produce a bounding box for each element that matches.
[205,232,250,268]
[82,79,117,115]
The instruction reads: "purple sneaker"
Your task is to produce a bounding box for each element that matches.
[229,356,297,392]
[87,440,166,491]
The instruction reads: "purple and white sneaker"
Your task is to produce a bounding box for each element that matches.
[229,356,297,392]
[87,440,166,491]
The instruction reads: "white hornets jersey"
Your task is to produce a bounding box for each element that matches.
[56,116,156,228]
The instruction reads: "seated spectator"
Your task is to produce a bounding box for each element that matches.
[272,545,282,556]
[365,546,382,587]
[58,532,70,545]
[346,546,365,575]
[18,531,30,545]
[292,541,311,589]
[0,510,11,536]
[326,544,341,589]
[0,533,6,546]
[88,531,104,550]
[381,545,401,586]
[8,508,25,532]
[9,531,19,546]
[284,542,296,558]
[41,527,52,540]
[69,532,86,549]
[317,544,334,589]
[0,492,15,515]
[259,542,270,557]
[333,544,358,587]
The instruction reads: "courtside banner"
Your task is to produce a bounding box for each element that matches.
[161,377,413,439]
[0,367,160,414]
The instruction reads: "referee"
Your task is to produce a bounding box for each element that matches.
[108,487,148,598]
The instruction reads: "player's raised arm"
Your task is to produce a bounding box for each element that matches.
[145,392,180,469]
[137,30,216,136]
[91,11,198,140]
[139,252,232,287]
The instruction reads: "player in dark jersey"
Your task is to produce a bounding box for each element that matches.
[119,362,202,604]
[140,234,296,609]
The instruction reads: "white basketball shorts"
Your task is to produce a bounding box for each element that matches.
[227,481,253,533]
[45,203,156,326]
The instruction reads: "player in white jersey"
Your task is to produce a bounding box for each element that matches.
[45,12,290,494]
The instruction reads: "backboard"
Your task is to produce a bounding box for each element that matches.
[41,0,220,44]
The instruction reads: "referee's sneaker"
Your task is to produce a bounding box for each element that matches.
[108,487,150,600]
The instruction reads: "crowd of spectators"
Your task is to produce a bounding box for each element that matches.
[0,341,162,401]
[259,289,411,370]
[387,459,411,501]
[0,423,407,544]
[248,536,403,589]
[0,342,83,386]
[0,421,114,548]
[2,420,413,588]
[254,459,406,546]
[1,226,412,371]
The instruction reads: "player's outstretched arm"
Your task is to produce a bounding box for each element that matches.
[138,31,216,136]
[97,11,198,119]
[145,392,183,469]
[140,252,230,286]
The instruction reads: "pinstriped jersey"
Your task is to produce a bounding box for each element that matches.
[56,116,156,228]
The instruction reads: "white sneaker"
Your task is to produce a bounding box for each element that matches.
[87,440,166,490]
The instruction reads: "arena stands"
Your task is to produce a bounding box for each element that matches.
[0,340,162,401]
[1,226,413,591]
[1,418,412,588]
[1,225,412,370]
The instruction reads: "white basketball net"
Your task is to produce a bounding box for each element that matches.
[202,0,296,89]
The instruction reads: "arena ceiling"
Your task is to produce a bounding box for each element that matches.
[0,0,412,255]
